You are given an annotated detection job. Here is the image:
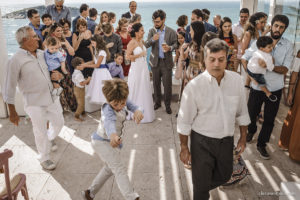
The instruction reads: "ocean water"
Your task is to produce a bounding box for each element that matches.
[1,1,241,57]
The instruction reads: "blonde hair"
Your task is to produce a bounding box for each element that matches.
[117,18,129,32]
[102,79,129,102]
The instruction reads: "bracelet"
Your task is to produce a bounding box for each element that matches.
[289,82,296,85]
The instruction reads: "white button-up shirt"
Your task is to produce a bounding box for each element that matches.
[232,22,244,59]
[177,70,250,139]
[2,48,54,107]
[72,69,85,88]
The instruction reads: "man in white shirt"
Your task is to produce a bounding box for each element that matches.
[232,8,249,71]
[177,38,250,200]
[2,26,64,170]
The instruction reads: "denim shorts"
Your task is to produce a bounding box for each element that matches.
[247,68,266,85]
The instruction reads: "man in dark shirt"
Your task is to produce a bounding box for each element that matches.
[87,8,97,34]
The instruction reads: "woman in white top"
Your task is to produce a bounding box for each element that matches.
[80,35,112,105]
[126,23,155,123]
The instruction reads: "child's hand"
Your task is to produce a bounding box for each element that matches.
[110,133,122,148]
[140,51,147,57]
[258,59,267,68]
[133,110,144,124]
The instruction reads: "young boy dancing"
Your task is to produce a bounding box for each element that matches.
[82,79,143,200]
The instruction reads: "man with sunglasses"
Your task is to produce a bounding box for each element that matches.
[242,15,294,160]
[45,0,71,23]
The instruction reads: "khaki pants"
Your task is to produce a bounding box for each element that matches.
[74,86,85,117]
[89,139,139,200]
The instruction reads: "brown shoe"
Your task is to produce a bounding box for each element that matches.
[81,190,93,200]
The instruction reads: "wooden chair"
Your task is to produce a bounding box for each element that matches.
[0,149,29,200]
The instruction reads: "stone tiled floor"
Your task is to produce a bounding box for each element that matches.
[0,99,299,200]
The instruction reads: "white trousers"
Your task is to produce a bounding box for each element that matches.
[89,139,139,200]
[24,99,64,162]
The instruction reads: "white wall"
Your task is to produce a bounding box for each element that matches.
[0,9,8,118]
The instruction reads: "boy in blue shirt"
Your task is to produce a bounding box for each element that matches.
[81,79,143,200]
[44,36,68,97]
[108,53,125,79]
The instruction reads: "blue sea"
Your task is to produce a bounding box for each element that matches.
[1,1,241,57]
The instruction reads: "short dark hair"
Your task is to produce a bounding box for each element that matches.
[89,8,98,18]
[240,8,249,15]
[41,14,52,21]
[27,9,38,18]
[192,9,204,19]
[271,14,289,29]
[176,15,188,27]
[256,36,273,49]
[204,38,229,57]
[129,1,137,6]
[46,36,58,46]
[71,57,84,69]
[114,53,123,59]
[79,4,89,14]
[202,9,210,16]
[58,18,71,28]
[152,10,166,21]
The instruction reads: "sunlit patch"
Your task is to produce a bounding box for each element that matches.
[244,160,262,185]
[257,162,280,191]
[0,124,2,128]
[169,148,183,200]
[158,147,166,200]
[217,187,229,200]
[133,134,138,139]
[157,118,162,121]
[272,165,287,182]
[127,149,136,181]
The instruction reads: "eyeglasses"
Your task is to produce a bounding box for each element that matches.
[56,5,63,8]
[153,20,161,24]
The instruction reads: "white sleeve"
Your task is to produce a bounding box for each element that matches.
[292,57,300,72]
[265,54,274,71]
[177,82,198,136]
[99,50,106,57]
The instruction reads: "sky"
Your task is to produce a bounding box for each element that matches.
[1,0,240,6]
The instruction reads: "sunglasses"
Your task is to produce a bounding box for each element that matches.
[56,5,63,8]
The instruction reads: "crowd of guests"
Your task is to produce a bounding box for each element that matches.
[2,0,300,199]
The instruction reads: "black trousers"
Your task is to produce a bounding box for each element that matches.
[247,88,282,147]
[191,130,233,200]
[152,58,172,108]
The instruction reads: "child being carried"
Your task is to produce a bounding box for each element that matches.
[247,36,277,102]
[44,36,68,97]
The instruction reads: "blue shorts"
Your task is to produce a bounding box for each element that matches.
[247,68,266,86]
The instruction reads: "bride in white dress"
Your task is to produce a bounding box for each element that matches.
[126,23,155,123]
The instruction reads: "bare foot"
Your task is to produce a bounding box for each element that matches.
[74,117,84,122]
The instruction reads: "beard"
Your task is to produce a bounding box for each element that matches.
[271,30,283,40]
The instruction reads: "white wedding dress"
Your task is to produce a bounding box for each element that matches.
[127,45,155,123]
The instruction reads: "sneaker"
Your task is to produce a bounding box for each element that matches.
[257,146,270,159]
[41,160,56,170]
[57,87,63,96]
[246,132,254,142]
[268,94,277,102]
[81,190,93,200]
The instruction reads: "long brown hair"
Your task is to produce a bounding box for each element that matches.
[91,34,110,61]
